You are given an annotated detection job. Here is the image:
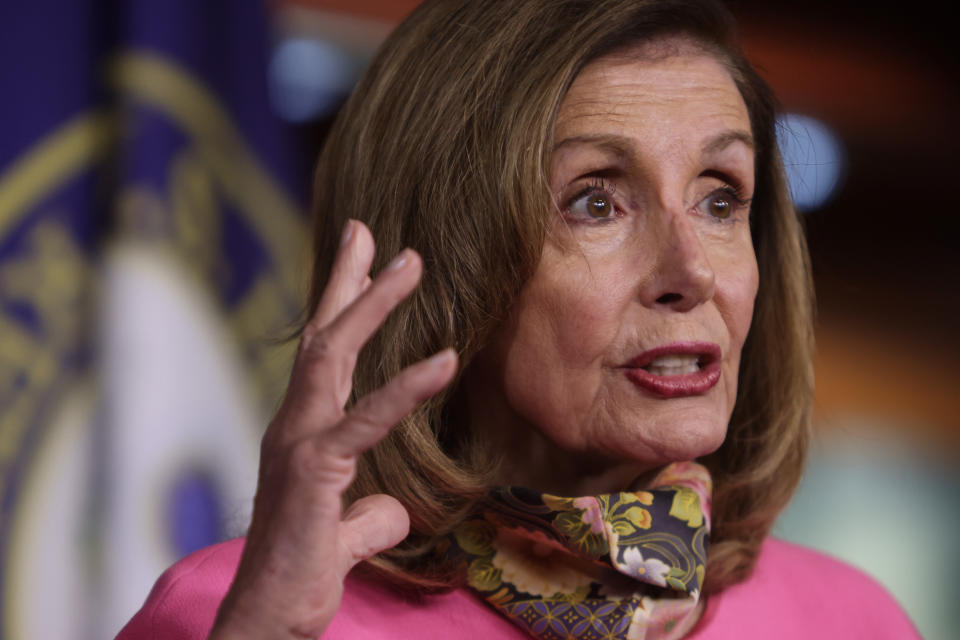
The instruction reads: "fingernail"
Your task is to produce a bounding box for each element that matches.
[340,219,355,247]
[428,348,456,368]
[386,250,410,271]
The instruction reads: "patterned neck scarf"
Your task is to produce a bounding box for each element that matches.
[449,462,711,640]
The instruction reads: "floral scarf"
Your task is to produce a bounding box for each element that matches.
[449,461,711,640]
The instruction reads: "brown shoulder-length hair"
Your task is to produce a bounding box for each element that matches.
[305,0,813,595]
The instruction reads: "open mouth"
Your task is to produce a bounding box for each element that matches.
[640,354,705,377]
[621,343,722,397]
[625,342,721,375]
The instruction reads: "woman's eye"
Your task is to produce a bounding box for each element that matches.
[569,190,616,220]
[698,187,748,221]
[707,192,732,219]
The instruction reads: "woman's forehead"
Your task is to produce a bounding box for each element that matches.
[557,49,748,133]
[553,50,752,171]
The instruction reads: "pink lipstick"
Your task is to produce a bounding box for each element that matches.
[621,342,721,398]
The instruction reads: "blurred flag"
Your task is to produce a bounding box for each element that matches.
[0,1,308,638]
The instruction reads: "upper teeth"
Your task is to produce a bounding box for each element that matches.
[643,355,701,376]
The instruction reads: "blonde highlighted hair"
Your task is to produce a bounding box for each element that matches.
[305,0,813,594]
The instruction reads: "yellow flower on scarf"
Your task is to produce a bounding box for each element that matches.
[668,487,704,528]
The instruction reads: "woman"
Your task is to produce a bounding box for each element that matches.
[118,0,918,638]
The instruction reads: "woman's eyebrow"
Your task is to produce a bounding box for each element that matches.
[701,129,754,155]
[552,133,636,160]
[553,130,753,159]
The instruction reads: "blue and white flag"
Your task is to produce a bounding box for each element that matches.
[0,1,309,637]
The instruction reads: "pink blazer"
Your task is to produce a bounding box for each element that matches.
[116,538,919,639]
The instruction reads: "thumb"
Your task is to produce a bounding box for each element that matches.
[339,494,410,573]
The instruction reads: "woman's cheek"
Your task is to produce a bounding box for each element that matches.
[544,277,624,364]
[716,245,759,341]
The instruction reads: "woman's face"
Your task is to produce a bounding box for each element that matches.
[468,41,759,494]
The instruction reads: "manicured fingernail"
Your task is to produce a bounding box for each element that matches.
[386,250,410,271]
[340,219,355,247]
[428,348,456,368]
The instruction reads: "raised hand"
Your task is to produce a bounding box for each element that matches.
[209,220,457,639]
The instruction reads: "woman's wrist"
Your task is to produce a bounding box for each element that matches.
[208,591,324,640]
[208,573,342,640]
[209,612,319,640]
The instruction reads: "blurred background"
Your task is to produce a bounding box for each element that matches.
[0,1,956,638]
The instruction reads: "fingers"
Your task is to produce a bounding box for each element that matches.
[319,247,423,358]
[308,220,375,333]
[326,349,458,457]
[268,348,455,557]
[277,215,426,437]
[281,249,424,430]
[339,494,410,572]
[215,224,452,640]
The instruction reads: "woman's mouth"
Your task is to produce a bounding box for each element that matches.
[621,342,721,398]
[641,354,703,376]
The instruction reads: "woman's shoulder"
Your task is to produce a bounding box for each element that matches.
[115,538,245,639]
[114,537,527,640]
[689,538,920,640]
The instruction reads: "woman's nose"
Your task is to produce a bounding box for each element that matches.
[641,214,716,311]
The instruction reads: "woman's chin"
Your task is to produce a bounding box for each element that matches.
[547,421,726,494]
[605,411,729,474]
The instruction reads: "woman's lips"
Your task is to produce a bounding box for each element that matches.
[620,342,722,398]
